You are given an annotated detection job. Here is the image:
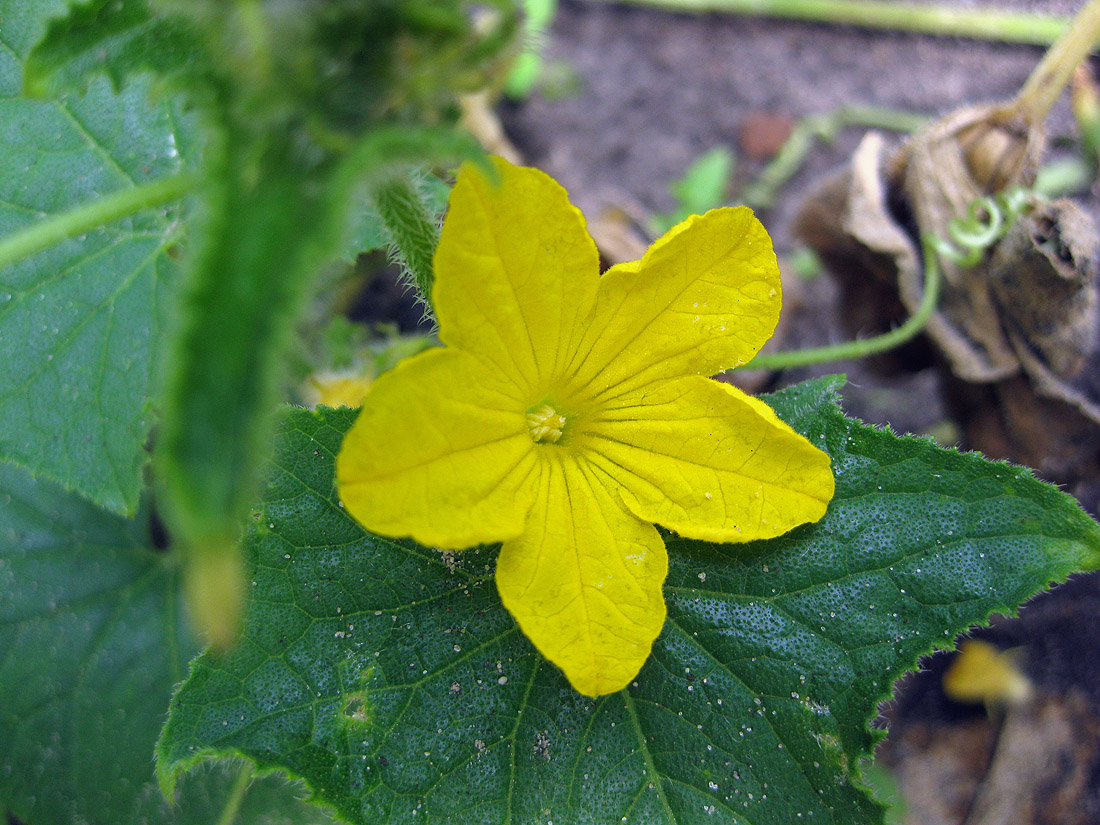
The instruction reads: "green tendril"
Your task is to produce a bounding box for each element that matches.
[932,187,1032,267]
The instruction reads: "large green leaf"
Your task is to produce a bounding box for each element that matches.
[0,460,337,824]
[0,1,194,515]
[157,378,1100,824]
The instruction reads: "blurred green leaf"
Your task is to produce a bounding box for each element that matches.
[653,146,735,233]
[1,0,76,58]
[23,0,198,98]
[0,4,195,515]
[861,763,907,825]
[503,0,558,99]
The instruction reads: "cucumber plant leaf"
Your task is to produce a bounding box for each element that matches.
[1,0,75,59]
[0,460,336,824]
[22,0,198,98]
[157,377,1100,825]
[0,3,195,515]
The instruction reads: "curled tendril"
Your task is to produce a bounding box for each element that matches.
[929,187,1033,267]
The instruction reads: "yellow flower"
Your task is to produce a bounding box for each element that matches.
[943,639,1032,707]
[305,371,375,409]
[337,157,834,696]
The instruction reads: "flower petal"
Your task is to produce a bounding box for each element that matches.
[337,347,537,548]
[584,375,834,542]
[566,207,781,402]
[495,454,667,696]
[433,157,600,397]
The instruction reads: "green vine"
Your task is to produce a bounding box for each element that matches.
[741,233,944,371]
[740,185,1034,372]
[587,0,1074,47]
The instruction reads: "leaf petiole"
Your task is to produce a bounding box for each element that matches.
[0,173,196,271]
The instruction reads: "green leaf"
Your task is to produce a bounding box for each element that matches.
[157,379,1100,824]
[0,0,75,58]
[0,461,336,824]
[22,0,198,98]
[342,190,390,263]
[502,0,558,100]
[165,765,341,825]
[654,147,735,234]
[0,7,195,515]
[671,147,734,211]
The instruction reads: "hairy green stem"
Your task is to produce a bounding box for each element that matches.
[214,762,253,825]
[587,0,1075,46]
[0,173,195,271]
[370,175,441,305]
[741,234,943,371]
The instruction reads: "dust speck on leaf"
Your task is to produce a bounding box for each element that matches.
[533,730,551,760]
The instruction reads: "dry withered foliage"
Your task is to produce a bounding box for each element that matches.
[881,691,1100,825]
[890,102,1047,382]
[793,36,1100,492]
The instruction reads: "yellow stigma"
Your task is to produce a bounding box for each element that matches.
[527,404,567,444]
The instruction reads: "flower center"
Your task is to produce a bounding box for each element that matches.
[527,404,567,444]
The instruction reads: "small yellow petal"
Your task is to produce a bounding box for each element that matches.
[566,207,781,401]
[495,454,667,696]
[337,347,537,548]
[433,157,600,396]
[583,375,834,542]
[943,640,1032,706]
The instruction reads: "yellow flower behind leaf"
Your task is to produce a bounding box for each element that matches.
[943,639,1033,707]
[337,157,834,696]
[305,371,375,409]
